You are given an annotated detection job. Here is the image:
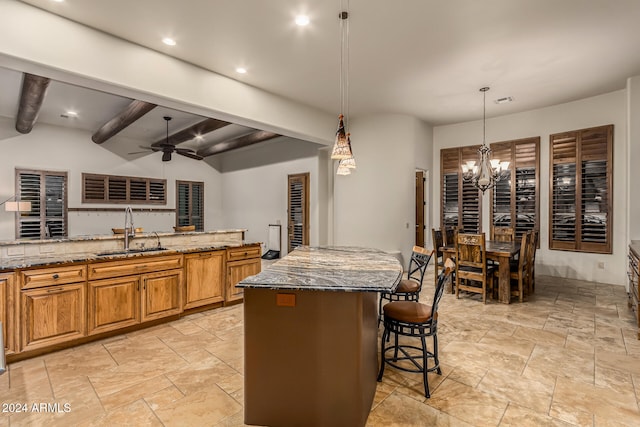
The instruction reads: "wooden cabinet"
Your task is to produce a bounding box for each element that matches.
[141,269,183,321]
[88,276,140,335]
[184,250,225,309]
[0,273,16,354]
[628,243,640,339]
[226,245,261,303]
[87,255,183,334]
[21,282,86,352]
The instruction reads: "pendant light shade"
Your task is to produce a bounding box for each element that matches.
[331,4,356,173]
[331,114,352,159]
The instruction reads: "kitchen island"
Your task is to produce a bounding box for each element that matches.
[238,246,402,427]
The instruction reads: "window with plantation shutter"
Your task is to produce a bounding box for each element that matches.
[549,124,612,253]
[490,137,540,241]
[176,181,204,231]
[82,173,166,204]
[16,169,67,239]
[440,147,482,233]
[288,173,309,253]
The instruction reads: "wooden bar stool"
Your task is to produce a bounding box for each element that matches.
[377,259,454,398]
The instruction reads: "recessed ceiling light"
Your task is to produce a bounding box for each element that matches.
[295,15,310,26]
[236,67,247,74]
[162,37,176,46]
[51,0,64,3]
[494,96,514,104]
[194,135,204,141]
[65,110,78,117]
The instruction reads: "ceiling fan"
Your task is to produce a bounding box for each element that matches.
[130,116,203,161]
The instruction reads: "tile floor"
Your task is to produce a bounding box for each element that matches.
[1,267,639,426]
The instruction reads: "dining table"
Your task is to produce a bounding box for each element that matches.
[441,240,521,304]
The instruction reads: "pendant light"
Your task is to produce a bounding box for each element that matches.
[331,4,356,172]
[461,87,509,193]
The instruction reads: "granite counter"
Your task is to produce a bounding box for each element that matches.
[239,246,402,427]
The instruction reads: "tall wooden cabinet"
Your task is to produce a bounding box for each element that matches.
[226,244,261,303]
[184,250,225,309]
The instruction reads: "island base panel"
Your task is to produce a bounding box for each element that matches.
[243,288,378,427]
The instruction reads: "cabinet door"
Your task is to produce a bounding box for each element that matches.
[21,283,86,352]
[184,251,225,309]
[88,276,140,335]
[0,273,15,354]
[141,269,183,322]
[227,258,261,303]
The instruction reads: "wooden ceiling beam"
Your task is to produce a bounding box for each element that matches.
[15,73,51,134]
[197,130,279,157]
[92,100,156,144]
[151,117,230,147]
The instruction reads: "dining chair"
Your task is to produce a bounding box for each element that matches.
[455,233,496,303]
[526,229,539,294]
[377,259,454,398]
[491,226,515,242]
[432,229,445,285]
[378,246,432,325]
[496,231,529,302]
[444,226,458,246]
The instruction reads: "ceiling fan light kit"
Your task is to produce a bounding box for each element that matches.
[130,116,204,162]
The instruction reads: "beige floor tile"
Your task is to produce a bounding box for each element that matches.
[144,385,185,411]
[152,387,242,426]
[477,368,554,413]
[99,375,174,411]
[166,353,238,395]
[527,344,595,384]
[76,399,162,427]
[427,378,508,427]
[368,390,472,427]
[512,325,567,346]
[499,403,575,427]
[596,350,640,376]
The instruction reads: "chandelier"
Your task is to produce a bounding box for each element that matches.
[461,87,509,193]
[331,4,356,175]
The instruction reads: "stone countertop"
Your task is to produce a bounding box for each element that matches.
[0,242,261,271]
[237,246,402,292]
[0,229,247,247]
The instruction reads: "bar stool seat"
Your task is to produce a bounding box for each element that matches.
[377,261,453,398]
[394,279,420,294]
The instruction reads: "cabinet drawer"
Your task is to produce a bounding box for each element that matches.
[88,255,183,280]
[21,265,86,289]
[227,245,261,262]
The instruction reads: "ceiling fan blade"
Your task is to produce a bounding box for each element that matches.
[176,150,203,160]
[127,150,151,155]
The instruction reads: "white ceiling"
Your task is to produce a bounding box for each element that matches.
[6,0,640,143]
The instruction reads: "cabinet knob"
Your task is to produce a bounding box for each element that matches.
[52,274,59,279]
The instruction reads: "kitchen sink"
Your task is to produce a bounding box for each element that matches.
[96,247,169,257]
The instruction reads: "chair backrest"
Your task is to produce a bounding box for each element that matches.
[455,233,487,269]
[492,226,515,242]
[517,231,530,272]
[407,246,433,286]
[444,226,458,246]
[431,259,455,326]
[527,229,538,265]
[432,228,444,258]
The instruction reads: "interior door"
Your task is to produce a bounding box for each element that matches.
[288,173,310,253]
[416,171,425,247]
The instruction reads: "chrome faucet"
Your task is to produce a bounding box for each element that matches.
[124,205,135,251]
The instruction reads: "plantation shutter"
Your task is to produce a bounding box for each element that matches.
[82,173,166,204]
[287,173,309,253]
[490,137,540,241]
[176,181,204,231]
[550,125,612,253]
[440,146,482,233]
[17,170,67,239]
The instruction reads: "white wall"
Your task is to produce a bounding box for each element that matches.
[221,153,320,255]
[333,114,429,267]
[627,75,640,241]
[0,118,223,240]
[433,90,627,285]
